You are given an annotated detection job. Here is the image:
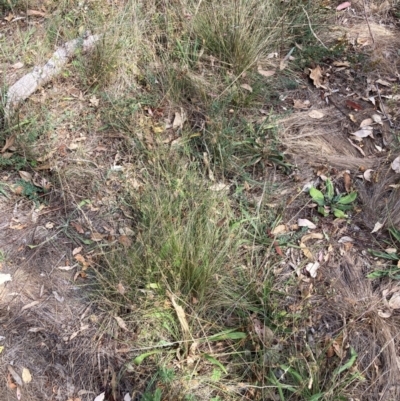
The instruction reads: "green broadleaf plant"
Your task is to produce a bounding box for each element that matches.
[309,178,357,218]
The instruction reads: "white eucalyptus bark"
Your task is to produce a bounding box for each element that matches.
[4,34,101,120]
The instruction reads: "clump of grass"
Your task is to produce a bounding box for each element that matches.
[192,0,281,74]
[97,160,241,311]
[73,33,120,90]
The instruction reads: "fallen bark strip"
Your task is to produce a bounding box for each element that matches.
[4,34,101,121]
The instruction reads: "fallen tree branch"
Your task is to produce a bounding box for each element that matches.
[3,33,101,121]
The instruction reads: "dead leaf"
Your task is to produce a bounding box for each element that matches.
[117,282,126,295]
[346,100,363,111]
[336,2,351,11]
[302,233,324,242]
[333,60,350,67]
[94,393,105,401]
[53,291,64,303]
[172,111,185,130]
[371,221,384,233]
[68,143,79,150]
[308,110,324,119]
[376,79,391,87]
[71,221,84,234]
[338,236,354,243]
[209,182,229,192]
[306,262,320,278]
[167,291,190,336]
[118,235,132,247]
[360,118,373,127]
[343,171,352,193]
[309,66,324,88]
[293,99,310,109]
[114,316,128,331]
[298,219,316,229]
[257,67,275,78]
[72,247,82,256]
[4,13,14,22]
[19,171,33,182]
[22,368,32,383]
[26,9,46,17]
[300,242,314,260]
[74,254,89,270]
[271,224,287,235]
[280,58,288,71]
[240,84,253,93]
[251,314,274,345]
[389,293,400,310]
[7,366,23,387]
[90,232,104,242]
[21,300,40,311]
[391,156,400,173]
[57,265,76,271]
[89,95,99,107]
[0,273,12,285]
[1,134,16,153]
[11,62,24,70]
[364,169,374,182]
[372,114,383,125]
[378,310,392,318]
[351,126,373,139]
[7,373,16,389]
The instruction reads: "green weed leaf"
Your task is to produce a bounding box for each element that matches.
[337,192,357,205]
[202,353,227,374]
[318,206,329,216]
[389,227,400,243]
[334,346,357,376]
[325,179,334,201]
[333,208,347,218]
[310,187,325,206]
[206,329,247,341]
[133,350,165,365]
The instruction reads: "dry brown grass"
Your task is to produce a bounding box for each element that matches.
[320,254,400,400]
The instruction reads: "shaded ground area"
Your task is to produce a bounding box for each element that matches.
[0,1,400,400]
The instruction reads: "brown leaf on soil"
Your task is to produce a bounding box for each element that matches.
[293,99,310,110]
[391,156,400,173]
[343,172,352,193]
[114,316,128,331]
[240,84,253,93]
[118,235,132,247]
[21,300,40,311]
[90,232,104,242]
[74,254,89,270]
[257,67,275,78]
[72,247,82,256]
[70,221,85,234]
[7,365,23,387]
[22,368,32,383]
[345,100,363,111]
[117,282,126,295]
[309,66,324,88]
[19,171,33,182]
[168,291,190,337]
[1,134,16,153]
[27,9,47,17]
[7,373,17,389]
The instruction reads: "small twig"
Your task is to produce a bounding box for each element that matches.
[361,0,375,45]
[302,7,328,50]
[375,85,394,128]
